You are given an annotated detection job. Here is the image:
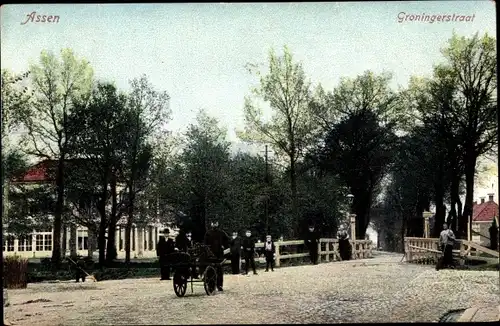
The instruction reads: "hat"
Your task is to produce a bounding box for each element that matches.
[163,228,170,234]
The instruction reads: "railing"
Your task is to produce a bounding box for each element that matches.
[235,239,373,267]
[4,238,375,265]
[403,237,499,264]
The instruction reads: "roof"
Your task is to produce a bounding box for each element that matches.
[472,200,499,222]
[11,158,99,183]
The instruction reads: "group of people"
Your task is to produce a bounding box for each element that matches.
[156,220,353,293]
[156,220,281,292]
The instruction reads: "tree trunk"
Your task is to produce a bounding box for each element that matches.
[106,173,118,263]
[69,223,77,257]
[290,157,299,237]
[432,180,446,237]
[461,156,477,239]
[51,158,65,268]
[125,183,135,264]
[97,171,109,267]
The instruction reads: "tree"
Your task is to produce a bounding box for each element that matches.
[1,69,32,228]
[122,75,171,263]
[437,33,497,236]
[20,49,93,266]
[158,110,231,242]
[309,71,399,239]
[312,110,397,239]
[66,82,128,266]
[238,46,317,235]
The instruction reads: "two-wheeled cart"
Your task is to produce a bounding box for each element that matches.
[167,244,226,297]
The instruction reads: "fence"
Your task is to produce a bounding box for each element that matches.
[235,238,373,267]
[403,237,499,264]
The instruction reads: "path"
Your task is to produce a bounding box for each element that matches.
[4,252,499,325]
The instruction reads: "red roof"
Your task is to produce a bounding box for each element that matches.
[12,160,55,183]
[472,200,499,222]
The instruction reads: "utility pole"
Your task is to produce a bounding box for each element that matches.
[261,145,272,234]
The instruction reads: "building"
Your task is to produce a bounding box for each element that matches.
[2,159,178,259]
[471,193,499,247]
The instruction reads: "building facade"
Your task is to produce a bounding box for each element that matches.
[471,193,499,247]
[2,159,178,259]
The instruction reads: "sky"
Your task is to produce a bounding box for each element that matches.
[1,1,497,159]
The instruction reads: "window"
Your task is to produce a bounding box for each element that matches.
[44,234,52,251]
[78,235,88,250]
[148,226,153,251]
[18,235,32,251]
[7,237,15,251]
[36,235,44,251]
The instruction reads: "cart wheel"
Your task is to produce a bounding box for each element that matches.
[173,272,188,297]
[203,266,217,296]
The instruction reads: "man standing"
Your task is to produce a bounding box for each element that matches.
[438,223,456,269]
[242,230,258,275]
[175,229,190,253]
[204,220,230,291]
[305,224,320,265]
[337,225,352,261]
[230,231,242,275]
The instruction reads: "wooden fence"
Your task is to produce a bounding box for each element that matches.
[227,239,373,267]
[404,237,499,264]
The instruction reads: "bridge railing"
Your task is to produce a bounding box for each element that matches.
[229,238,374,267]
[403,237,499,263]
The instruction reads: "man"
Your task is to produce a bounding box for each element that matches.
[242,229,258,275]
[204,220,230,291]
[175,229,190,253]
[263,235,275,272]
[157,229,176,280]
[305,224,320,265]
[230,231,242,275]
[438,223,456,269]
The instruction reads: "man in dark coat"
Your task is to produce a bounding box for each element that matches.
[204,220,230,291]
[176,229,190,253]
[242,230,258,275]
[263,235,275,272]
[305,224,320,265]
[157,229,176,280]
[230,231,242,274]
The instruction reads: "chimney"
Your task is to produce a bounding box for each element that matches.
[480,197,485,204]
[488,193,494,202]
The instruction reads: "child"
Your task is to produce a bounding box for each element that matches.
[264,235,275,272]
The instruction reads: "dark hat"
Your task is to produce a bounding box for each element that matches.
[164,228,170,234]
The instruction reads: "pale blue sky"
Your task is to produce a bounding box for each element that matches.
[1,2,496,152]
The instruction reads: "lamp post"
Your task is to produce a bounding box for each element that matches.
[423,211,432,238]
[346,194,355,240]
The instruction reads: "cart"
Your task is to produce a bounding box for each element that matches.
[167,244,226,297]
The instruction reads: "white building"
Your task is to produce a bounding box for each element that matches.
[2,159,178,259]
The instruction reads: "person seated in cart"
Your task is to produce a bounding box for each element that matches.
[204,219,230,291]
[176,228,190,253]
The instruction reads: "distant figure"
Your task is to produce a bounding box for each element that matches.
[230,231,242,275]
[204,220,230,291]
[186,231,193,248]
[337,226,352,261]
[489,220,498,251]
[175,229,190,253]
[242,230,258,275]
[263,235,275,272]
[305,224,320,265]
[75,256,87,282]
[438,223,455,269]
[157,230,176,280]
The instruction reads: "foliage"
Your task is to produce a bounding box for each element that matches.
[239,46,318,235]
